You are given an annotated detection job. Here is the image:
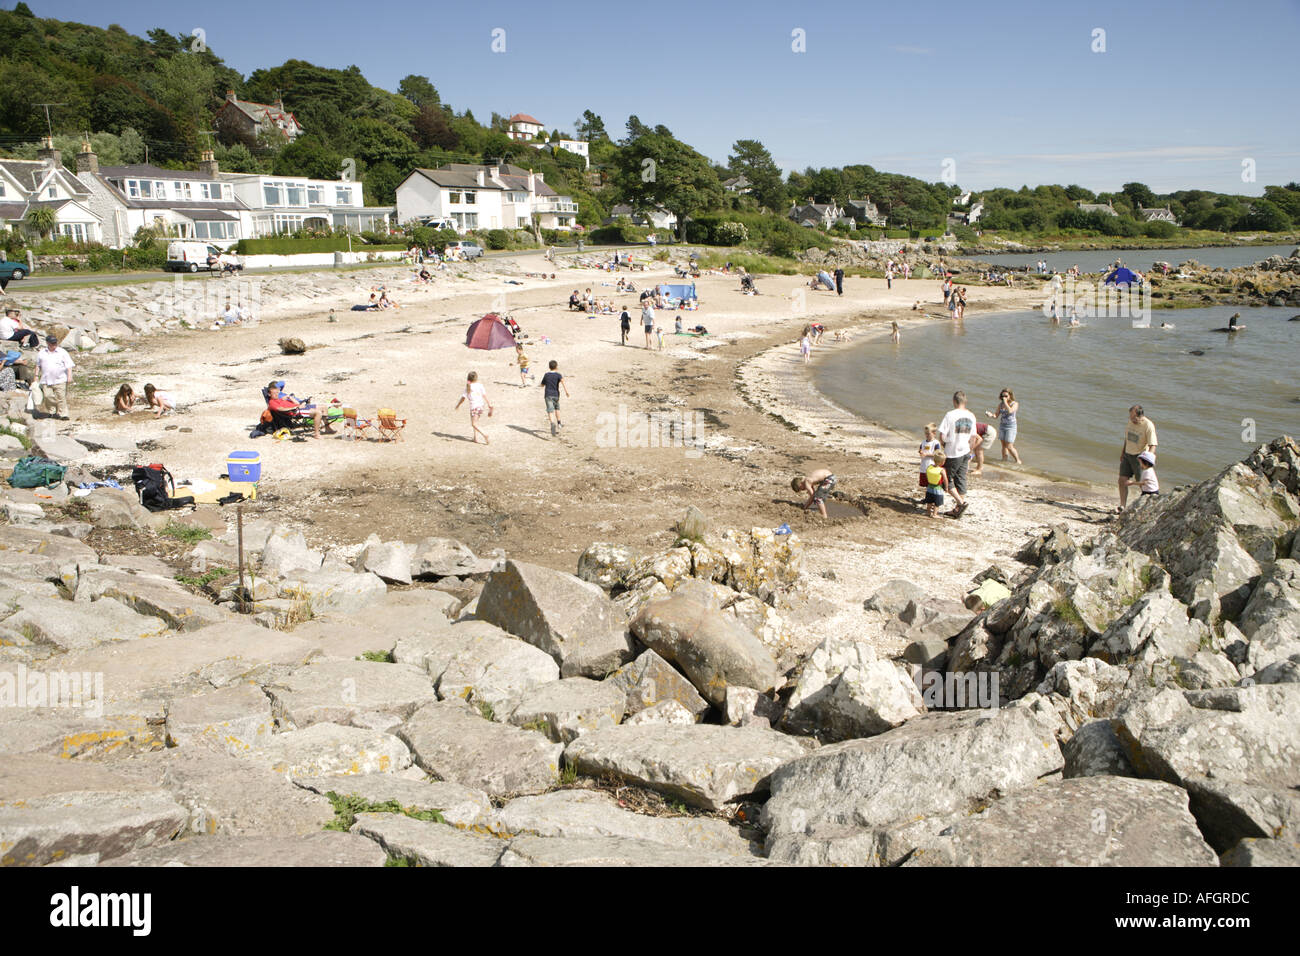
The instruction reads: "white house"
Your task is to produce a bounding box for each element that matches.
[219,168,392,236]
[75,148,249,249]
[953,190,971,206]
[396,163,578,232]
[507,113,545,141]
[604,204,678,232]
[1139,206,1179,224]
[967,201,984,225]
[0,140,103,243]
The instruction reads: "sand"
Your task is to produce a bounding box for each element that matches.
[47,252,1115,657]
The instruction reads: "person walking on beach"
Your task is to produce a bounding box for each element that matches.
[513,343,532,386]
[541,359,569,436]
[918,423,941,493]
[956,287,967,321]
[642,299,656,348]
[455,370,493,445]
[938,390,978,518]
[799,328,812,364]
[923,450,949,518]
[35,333,75,420]
[792,468,836,520]
[986,388,1022,464]
[1118,404,1157,510]
[833,267,844,296]
[619,306,631,346]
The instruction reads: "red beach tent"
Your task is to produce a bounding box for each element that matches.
[465,313,516,350]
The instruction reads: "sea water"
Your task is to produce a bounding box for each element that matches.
[814,306,1300,488]
[970,245,1295,274]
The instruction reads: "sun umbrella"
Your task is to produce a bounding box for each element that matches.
[465,313,517,350]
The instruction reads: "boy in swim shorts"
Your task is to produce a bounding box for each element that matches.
[792,468,836,519]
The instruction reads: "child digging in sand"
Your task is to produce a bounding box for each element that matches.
[792,469,836,520]
[924,450,949,518]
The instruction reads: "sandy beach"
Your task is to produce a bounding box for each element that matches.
[39,253,1114,658]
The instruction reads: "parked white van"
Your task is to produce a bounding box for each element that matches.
[166,241,225,273]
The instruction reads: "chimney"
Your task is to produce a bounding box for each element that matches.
[226,90,237,103]
[527,171,536,194]
[76,140,98,175]
[475,169,485,187]
[38,136,60,169]
[198,149,219,179]
[488,165,499,181]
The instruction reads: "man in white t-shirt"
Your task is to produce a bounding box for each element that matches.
[938,390,981,518]
[35,333,75,420]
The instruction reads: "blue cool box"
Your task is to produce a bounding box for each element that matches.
[227,451,261,482]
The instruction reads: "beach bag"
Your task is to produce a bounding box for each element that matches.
[8,455,66,488]
[131,463,194,512]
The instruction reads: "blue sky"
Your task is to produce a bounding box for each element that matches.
[25,0,1300,194]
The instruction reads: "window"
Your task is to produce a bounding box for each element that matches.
[194,221,235,240]
[448,191,461,204]
[286,183,305,206]
[48,186,57,199]
[201,182,224,200]
[137,180,152,198]
[308,185,327,205]
[335,186,353,205]
[463,190,477,204]
[517,217,530,228]
[60,223,89,242]
[263,183,283,206]
[0,182,6,198]
[177,181,191,200]
[154,181,167,197]
[463,212,478,229]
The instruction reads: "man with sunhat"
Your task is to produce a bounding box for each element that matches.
[35,333,75,420]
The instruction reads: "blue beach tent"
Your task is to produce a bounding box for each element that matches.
[1105,266,1138,286]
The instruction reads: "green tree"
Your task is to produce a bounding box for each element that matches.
[1240,199,1291,232]
[1122,182,1156,210]
[575,110,607,142]
[272,136,343,179]
[397,74,439,108]
[622,114,651,144]
[348,117,417,169]
[614,131,724,240]
[726,139,786,212]
[413,105,458,150]
[24,206,56,240]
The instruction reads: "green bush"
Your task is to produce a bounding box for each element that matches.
[233,237,407,254]
[484,229,511,250]
[123,243,166,270]
[682,221,709,244]
[60,257,81,271]
[713,221,749,245]
[1143,220,1178,239]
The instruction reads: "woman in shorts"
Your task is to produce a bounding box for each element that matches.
[986,388,1022,464]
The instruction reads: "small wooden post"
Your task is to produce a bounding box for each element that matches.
[236,503,246,613]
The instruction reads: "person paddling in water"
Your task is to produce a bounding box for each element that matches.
[986,388,1023,465]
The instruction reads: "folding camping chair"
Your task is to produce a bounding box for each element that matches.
[376,408,406,442]
[342,407,374,441]
[258,384,316,437]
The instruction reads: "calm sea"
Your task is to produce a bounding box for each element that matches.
[971,244,1295,274]
[814,307,1300,487]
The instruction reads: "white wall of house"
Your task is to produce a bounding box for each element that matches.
[224,174,370,236]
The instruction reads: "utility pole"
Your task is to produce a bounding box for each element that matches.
[34,103,64,138]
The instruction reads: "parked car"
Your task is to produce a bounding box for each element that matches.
[418,217,456,231]
[166,241,230,273]
[0,259,30,281]
[444,240,484,260]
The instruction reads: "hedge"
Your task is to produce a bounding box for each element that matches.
[234,237,408,254]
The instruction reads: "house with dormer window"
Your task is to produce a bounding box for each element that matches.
[0,140,103,242]
[395,162,579,233]
[74,145,250,248]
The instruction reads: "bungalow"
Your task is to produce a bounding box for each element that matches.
[0,140,103,243]
[75,148,250,249]
[1139,206,1179,224]
[396,162,578,232]
[219,167,392,237]
[216,91,304,144]
[789,202,843,230]
[1076,200,1118,217]
[604,204,678,232]
[844,198,886,227]
[531,139,590,169]
[507,113,545,142]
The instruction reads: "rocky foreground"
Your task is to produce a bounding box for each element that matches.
[0,438,1297,867]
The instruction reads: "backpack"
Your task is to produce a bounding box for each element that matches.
[131,463,194,512]
[8,455,66,489]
